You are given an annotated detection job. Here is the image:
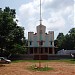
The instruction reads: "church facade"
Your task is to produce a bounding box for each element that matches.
[28,24,55,60]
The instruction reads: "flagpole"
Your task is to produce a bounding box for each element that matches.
[40,0,42,25]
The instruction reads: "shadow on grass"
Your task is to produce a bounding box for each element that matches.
[71,59,75,61]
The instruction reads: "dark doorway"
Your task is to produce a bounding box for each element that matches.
[49,48,52,54]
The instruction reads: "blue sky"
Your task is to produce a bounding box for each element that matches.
[0,0,74,39]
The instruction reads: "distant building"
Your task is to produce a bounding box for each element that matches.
[57,49,75,55]
[28,24,55,60]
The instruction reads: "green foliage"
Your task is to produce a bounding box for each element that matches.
[0,7,26,57]
[55,28,75,50]
[12,44,25,54]
[28,65,54,71]
[54,33,64,51]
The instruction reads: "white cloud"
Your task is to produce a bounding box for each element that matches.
[74,2,75,27]
[16,15,23,26]
[19,3,37,18]
[48,14,65,30]
[18,0,74,39]
[14,15,22,27]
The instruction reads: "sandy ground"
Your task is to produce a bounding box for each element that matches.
[0,61,75,75]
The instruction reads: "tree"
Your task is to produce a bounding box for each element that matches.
[0,7,26,57]
[69,28,75,49]
[55,33,64,50]
[63,28,75,50]
[55,28,75,50]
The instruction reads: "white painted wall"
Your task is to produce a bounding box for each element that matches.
[28,24,54,47]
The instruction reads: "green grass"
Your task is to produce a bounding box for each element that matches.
[52,59,75,64]
[12,59,75,64]
[12,60,51,63]
[58,59,75,64]
[28,65,54,71]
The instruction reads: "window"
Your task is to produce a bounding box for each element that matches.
[30,41,32,45]
[51,41,52,45]
[50,41,52,45]
[39,40,43,45]
[40,41,43,45]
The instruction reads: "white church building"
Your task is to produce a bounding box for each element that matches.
[28,24,55,60]
[27,0,55,60]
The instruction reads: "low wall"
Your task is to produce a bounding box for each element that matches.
[48,55,72,60]
[10,54,34,60]
[10,54,72,60]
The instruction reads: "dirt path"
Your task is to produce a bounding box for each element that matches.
[0,62,75,75]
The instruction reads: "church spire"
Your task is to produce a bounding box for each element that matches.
[40,0,42,25]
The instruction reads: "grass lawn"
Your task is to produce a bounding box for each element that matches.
[12,59,75,64]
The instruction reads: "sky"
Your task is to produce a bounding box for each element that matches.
[0,0,74,39]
